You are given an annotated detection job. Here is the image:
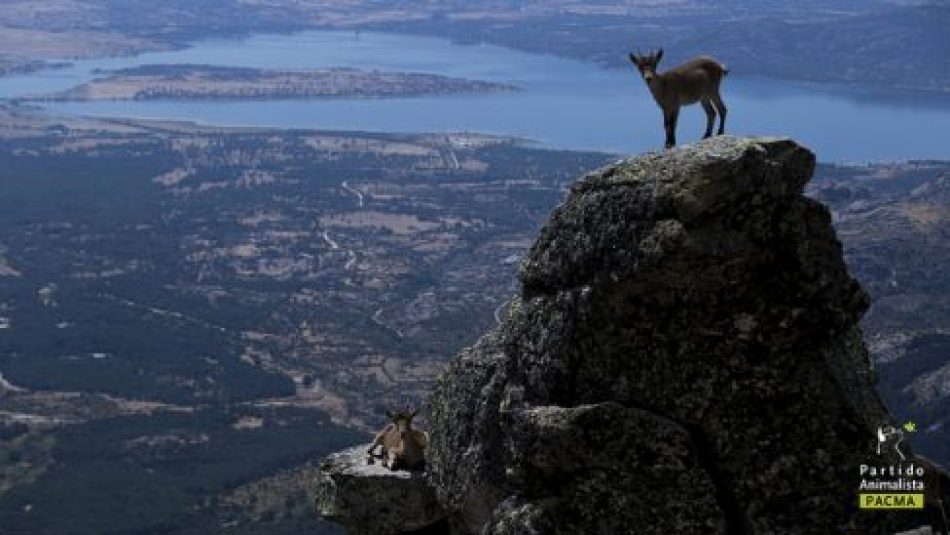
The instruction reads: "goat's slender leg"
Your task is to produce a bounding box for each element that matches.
[367,427,388,457]
[366,442,384,465]
[366,439,379,460]
[701,98,716,139]
[367,423,394,464]
[711,92,727,135]
[663,107,679,149]
[386,450,400,471]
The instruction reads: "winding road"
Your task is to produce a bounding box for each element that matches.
[322,230,340,250]
[341,180,365,207]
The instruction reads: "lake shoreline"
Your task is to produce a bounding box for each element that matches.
[3,25,950,103]
[20,64,519,103]
[2,30,949,161]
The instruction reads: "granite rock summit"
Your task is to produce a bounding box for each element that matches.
[425,136,947,534]
[318,137,948,534]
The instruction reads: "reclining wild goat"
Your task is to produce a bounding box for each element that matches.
[366,407,427,471]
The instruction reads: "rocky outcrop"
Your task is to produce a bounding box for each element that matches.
[315,137,949,534]
[314,445,447,534]
[425,137,948,534]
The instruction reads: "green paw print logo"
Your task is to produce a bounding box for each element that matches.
[902,421,917,433]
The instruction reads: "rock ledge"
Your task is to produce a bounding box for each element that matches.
[314,444,446,534]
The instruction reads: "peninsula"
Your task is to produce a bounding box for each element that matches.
[29,64,519,101]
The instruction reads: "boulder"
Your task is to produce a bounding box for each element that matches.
[314,444,447,534]
[315,137,949,534]
[426,137,948,534]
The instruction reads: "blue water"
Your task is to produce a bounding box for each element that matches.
[2,30,949,161]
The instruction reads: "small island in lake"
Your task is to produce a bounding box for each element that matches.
[29,64,520,101]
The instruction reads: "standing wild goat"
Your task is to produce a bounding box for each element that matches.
[629,49,729,148]
[366,407,427,471]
